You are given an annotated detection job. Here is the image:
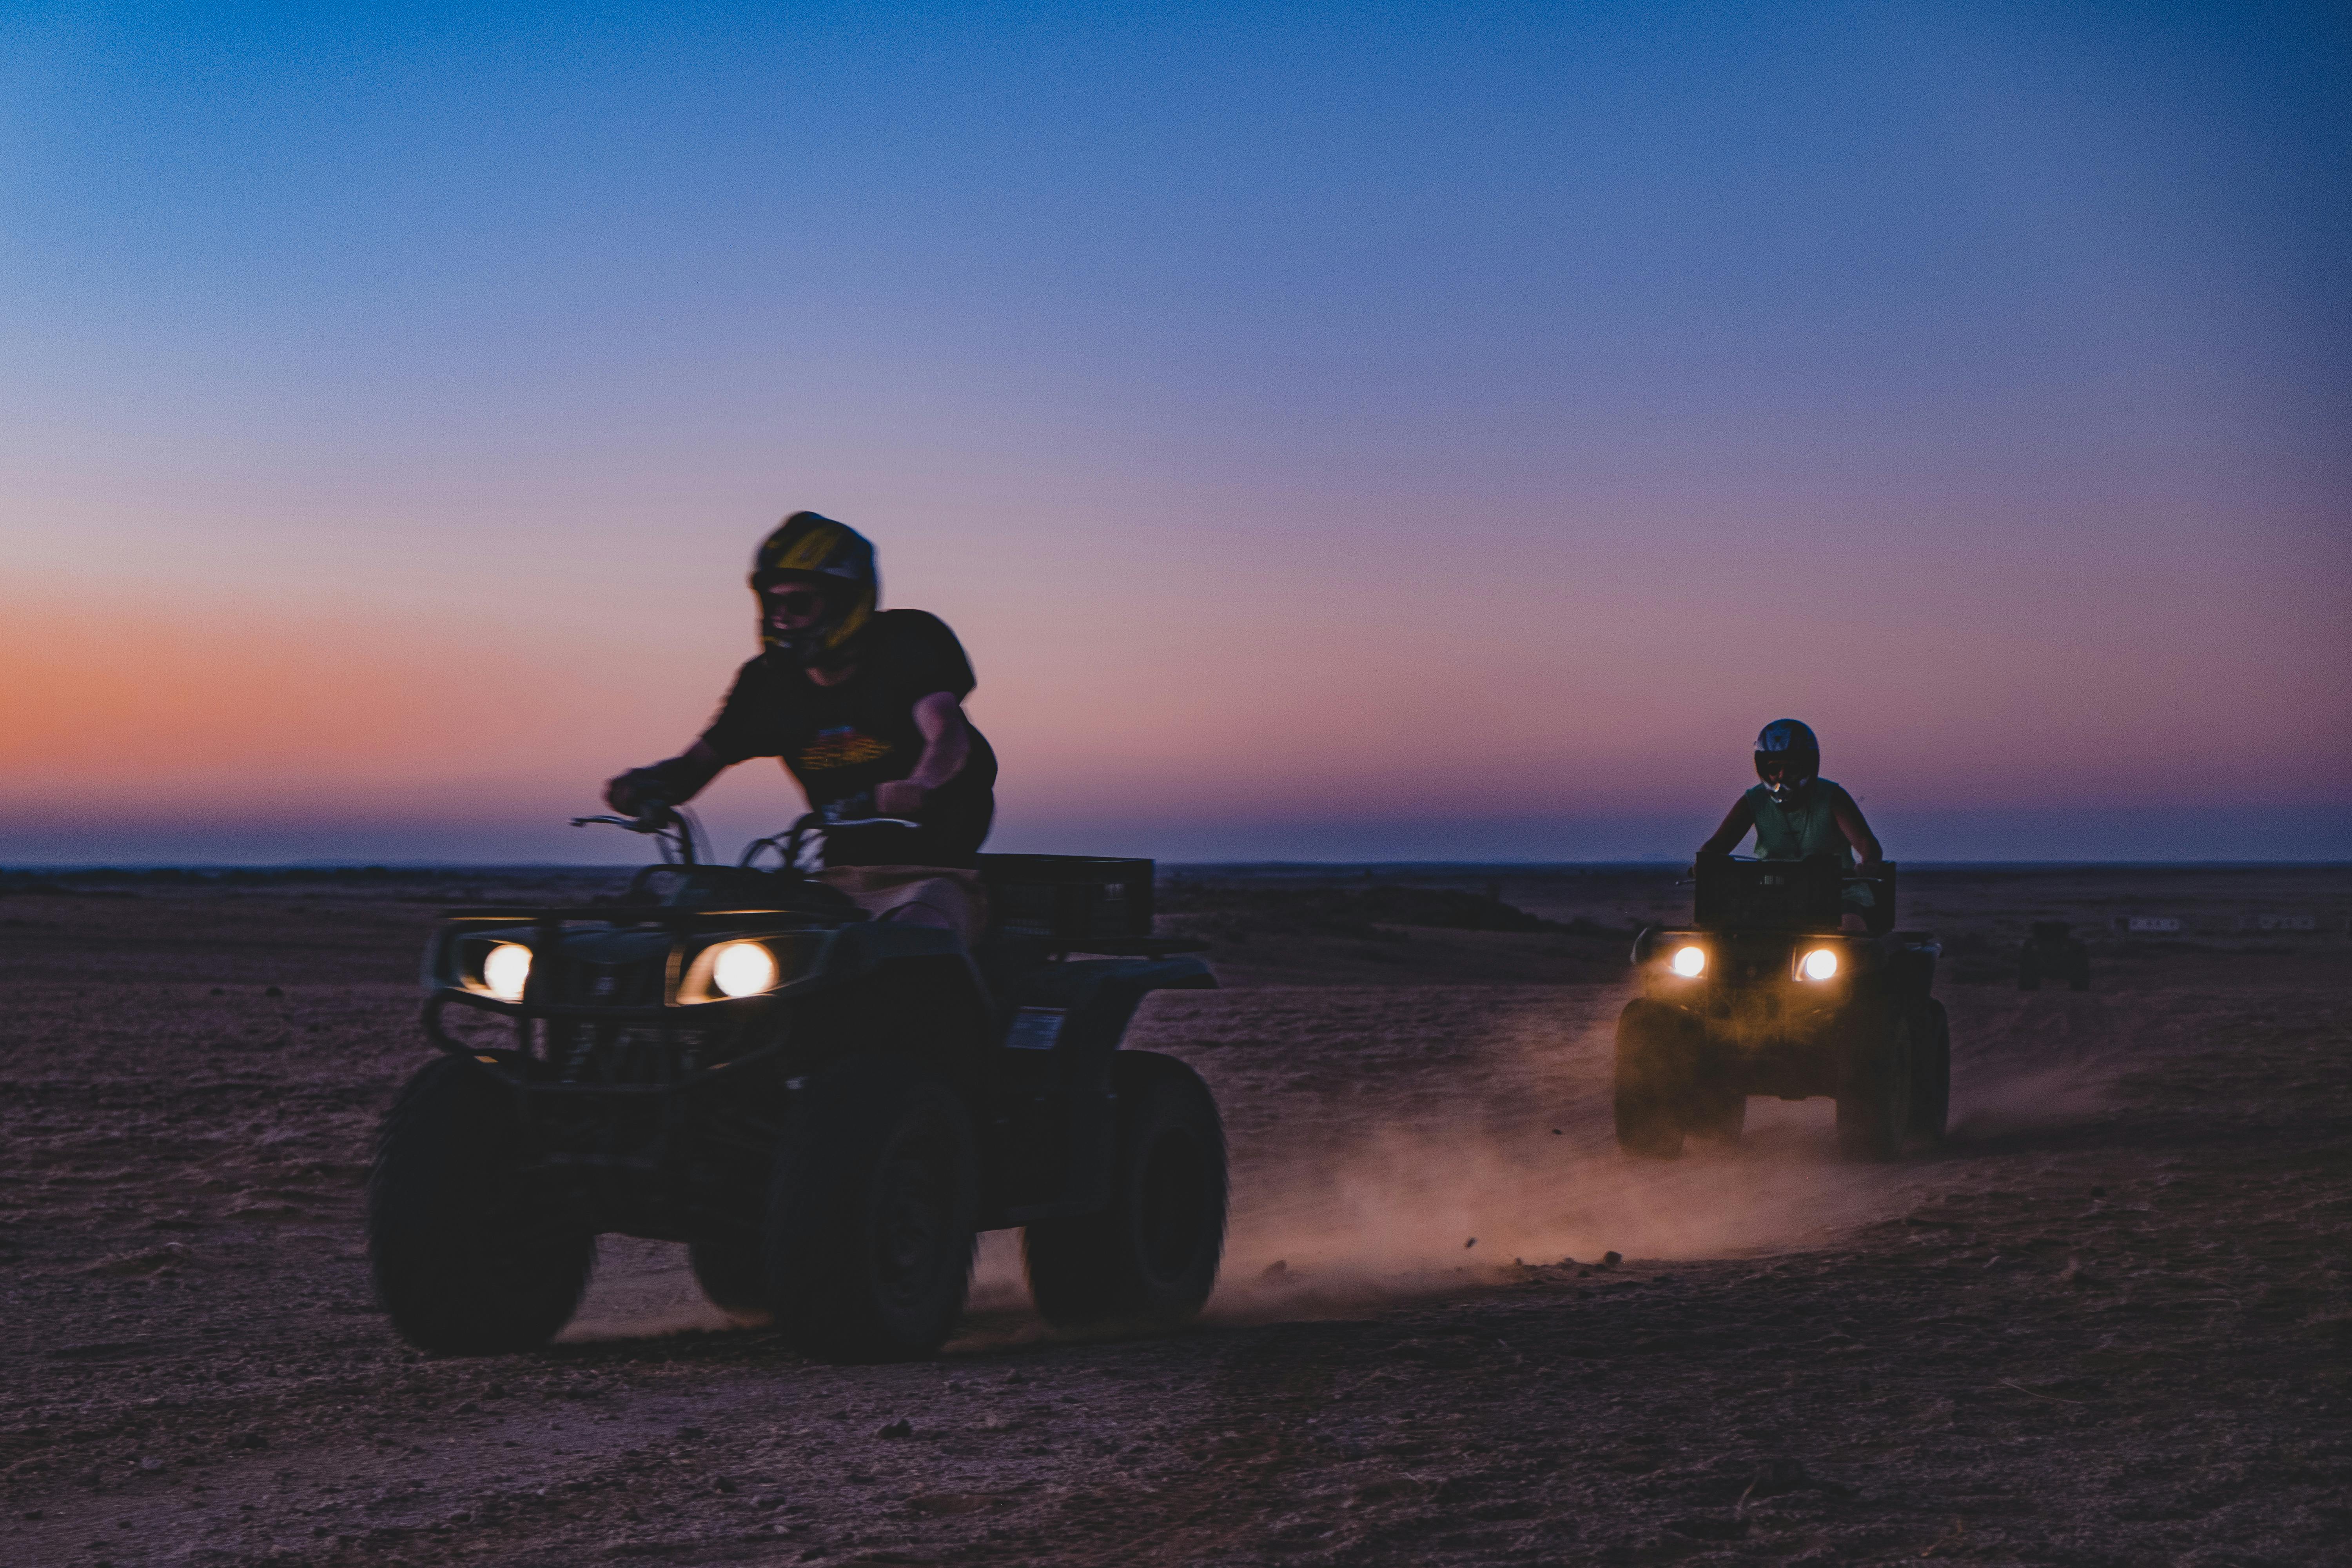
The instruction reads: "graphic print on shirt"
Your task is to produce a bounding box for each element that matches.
[797,725,893,774]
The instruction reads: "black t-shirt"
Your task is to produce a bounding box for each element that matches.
[700,610,997,866]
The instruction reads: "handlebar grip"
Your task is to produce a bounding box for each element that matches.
[571,809,676,834]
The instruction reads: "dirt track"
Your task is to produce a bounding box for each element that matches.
[4,866,2349,1566]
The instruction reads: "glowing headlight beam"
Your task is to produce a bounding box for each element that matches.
[483,942,532,1002]
[1800,947,1840,981]
[1670,945,1707,978]
[711,941,780,998]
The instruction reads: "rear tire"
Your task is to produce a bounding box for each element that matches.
[368,1057,595,1354]
[1909,1000,1950,1146]
[1614,1000,1699,1160]
[2067,953,2090,992]
[2018,956,2041,992]
[688,1237,771,1323]
[1686,1089,1746,1146]
[1836,1003,1917,1163]
[1025,1052,1228,1329]
[763,1056,978,1363]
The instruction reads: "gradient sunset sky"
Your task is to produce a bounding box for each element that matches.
[4,2,2346,864]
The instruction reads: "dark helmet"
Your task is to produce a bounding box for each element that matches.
[749,512,877,664]
[1753,719,1820,803]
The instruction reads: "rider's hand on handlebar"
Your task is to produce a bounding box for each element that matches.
[605,768,669,818]
[874,779,927,817]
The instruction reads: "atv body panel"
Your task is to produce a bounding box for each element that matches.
[408,857,1214,1252]
[1629,922,1938,1101]
[1620,857,1947,1158]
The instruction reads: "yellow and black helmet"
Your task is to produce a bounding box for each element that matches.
[750,511,877,662]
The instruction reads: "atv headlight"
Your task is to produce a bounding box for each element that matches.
[483,942,533,1002]
[1798,947,1839,981]
[679,932,822,1002]
[710,940,781,998]
[1670,945,1707,978]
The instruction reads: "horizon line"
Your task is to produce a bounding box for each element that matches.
[5,859,2348,875]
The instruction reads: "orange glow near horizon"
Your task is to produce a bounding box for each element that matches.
[5,537,2343,856]
[0,594,621,811]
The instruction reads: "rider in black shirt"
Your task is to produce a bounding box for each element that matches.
[604,513,996,868]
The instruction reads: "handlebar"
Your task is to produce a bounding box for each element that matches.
[736,811,925,872]
[570,802,704,865]
[573,801,923,875]
[1695,854,1888,875]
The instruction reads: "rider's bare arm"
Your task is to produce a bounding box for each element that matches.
[605,742,724,816]
[1697,796,1755,858]
[1833,794,1884,933]
[1835,795,1884,866]
[875,692,971,815]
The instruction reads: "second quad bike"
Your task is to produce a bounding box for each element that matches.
[367,808,1226,1362]
[2018,920,2090,991]
[1615,856,1949,1162]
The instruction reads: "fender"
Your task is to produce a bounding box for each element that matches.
[984,955,1217,1226]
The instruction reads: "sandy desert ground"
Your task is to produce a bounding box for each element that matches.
[3,862,2348,1566]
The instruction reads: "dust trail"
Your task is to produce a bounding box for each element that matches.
[1204,1109,1894,1322]
[1945,990,2127,1140]
[1194,988,2131,1322]
[562,991,2129,1345]
[1190,998,1896,1321]
[1948,1063,2118,1140]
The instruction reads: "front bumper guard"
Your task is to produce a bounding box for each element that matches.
[422,986,792,1086]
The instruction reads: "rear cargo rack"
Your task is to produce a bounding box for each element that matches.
[977,855,1156,946]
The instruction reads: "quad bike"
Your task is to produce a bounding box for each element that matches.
[2018,920,2090,991]
[367,806,1225,1362]
[1615,856,1949,1162]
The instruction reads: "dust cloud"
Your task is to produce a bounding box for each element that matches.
[1180,989,2127,1325]
[569,989,2129,1346]
[1193,999,1900,1322]
[1945,991,2127,1141]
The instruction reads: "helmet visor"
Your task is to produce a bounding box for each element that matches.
[1755,751,1818,781]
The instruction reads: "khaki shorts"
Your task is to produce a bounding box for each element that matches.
[814,866,989,947]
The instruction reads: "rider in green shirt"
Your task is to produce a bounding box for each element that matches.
[1697,719,1886,933]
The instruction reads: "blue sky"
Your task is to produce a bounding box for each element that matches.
[2,2,2346,862]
